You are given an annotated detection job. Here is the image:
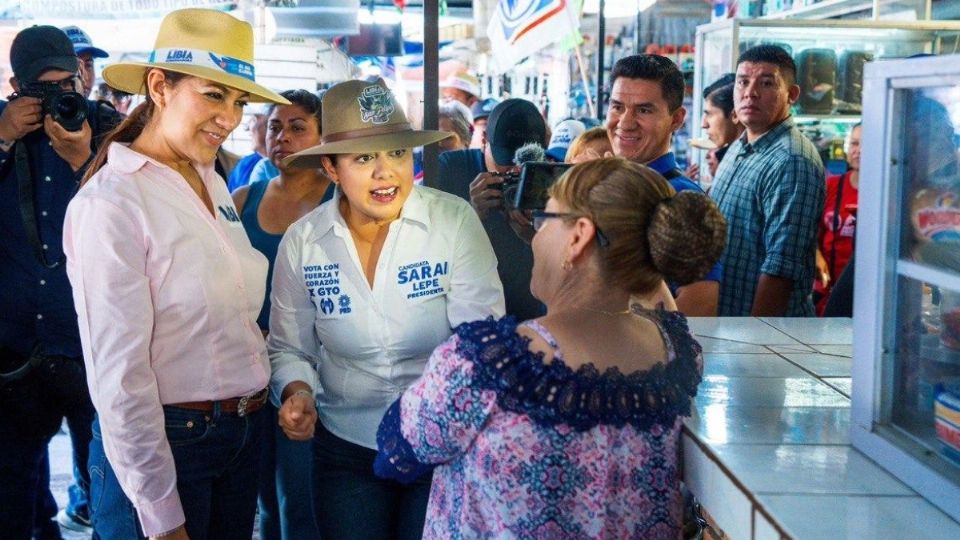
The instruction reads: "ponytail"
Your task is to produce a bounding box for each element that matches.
[80,69,188,187]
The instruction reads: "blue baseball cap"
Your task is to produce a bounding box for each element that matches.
[470,98,499,122]
[546,119,586,161]
[62,26,109,59]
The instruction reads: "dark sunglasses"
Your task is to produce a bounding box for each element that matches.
[530,211,610,247]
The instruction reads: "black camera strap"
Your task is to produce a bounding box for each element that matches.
[14,141,65,269]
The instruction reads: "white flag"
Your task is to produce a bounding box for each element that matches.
[487,0,580,72]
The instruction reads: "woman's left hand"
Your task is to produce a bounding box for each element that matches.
[278,383,318,440]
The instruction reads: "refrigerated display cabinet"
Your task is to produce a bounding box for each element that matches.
[853,52,960,522]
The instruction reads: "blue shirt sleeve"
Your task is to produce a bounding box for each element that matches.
[759,154,825,281]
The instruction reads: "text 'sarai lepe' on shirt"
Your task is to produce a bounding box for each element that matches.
[398,260,448,300]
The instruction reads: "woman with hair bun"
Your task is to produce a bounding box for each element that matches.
[375,157,726,538]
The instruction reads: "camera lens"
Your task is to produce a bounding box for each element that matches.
[55,96,81,118]
[48,92,87,132]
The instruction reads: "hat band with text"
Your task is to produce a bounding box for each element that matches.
[148,47,255,81]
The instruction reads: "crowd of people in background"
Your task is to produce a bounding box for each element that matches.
[0,7,875,540]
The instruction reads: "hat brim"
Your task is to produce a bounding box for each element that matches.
[102,62,289,104]
[77,46,109,59]
[545,148,567,162]
[19,56,78,83]
[439,82,478,96]
[283,130,451,168]
[492,144,524,166]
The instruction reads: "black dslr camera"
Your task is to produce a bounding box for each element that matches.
[497,161,573,210]
[13,81,87,132]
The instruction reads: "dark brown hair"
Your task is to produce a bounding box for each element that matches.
[81,70,188,186]
[549,157,726,294]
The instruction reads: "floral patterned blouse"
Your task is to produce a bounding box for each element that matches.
[375,309,703,539]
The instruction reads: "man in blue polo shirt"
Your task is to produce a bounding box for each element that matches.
[0,26,120,537]
[604,54,723,316]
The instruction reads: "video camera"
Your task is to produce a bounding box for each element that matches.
[12,81,87,132]
[497,161,573,210]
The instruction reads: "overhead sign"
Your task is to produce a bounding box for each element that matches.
[17,0,237,18]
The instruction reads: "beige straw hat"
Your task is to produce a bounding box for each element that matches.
[102,8,288,104]
[283,78,451,168]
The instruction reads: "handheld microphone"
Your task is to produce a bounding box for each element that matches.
[513,142,546,166]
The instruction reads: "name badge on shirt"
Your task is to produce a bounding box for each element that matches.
[303,263,352,316]
[397,260,448,301]
[217,205,241,223]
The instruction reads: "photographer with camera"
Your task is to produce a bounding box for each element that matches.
[438,98,547,321]
[0,25,121,539]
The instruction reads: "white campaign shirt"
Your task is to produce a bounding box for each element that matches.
[268,186,505,449]
[64,143,270,536]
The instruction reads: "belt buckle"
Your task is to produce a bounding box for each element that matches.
[237,388,265,417]
[237,395,251,417]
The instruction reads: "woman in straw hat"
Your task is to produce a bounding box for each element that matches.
[374,158,725,538]
[267,78,505,539]
[63,8,289,540]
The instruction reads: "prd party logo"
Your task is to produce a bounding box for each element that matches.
[497,0,567,44]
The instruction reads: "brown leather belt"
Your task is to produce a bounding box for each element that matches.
[169,388,268,417]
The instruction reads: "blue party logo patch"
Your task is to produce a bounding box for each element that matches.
[338,294,352,314]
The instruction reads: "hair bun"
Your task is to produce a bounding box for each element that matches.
[646,191,726,286]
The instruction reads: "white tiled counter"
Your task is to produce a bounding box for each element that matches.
[683,317,960,539]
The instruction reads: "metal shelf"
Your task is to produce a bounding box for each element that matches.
[760,0,928,20]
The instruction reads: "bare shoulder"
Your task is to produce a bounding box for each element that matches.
[515,320,556,364]
[232,184,251,213]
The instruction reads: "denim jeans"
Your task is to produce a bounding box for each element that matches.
[257,404,320,540]
[312,420,431,540]
[89,404,265,540]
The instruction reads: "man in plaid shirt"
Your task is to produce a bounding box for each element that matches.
[711,45,825,316]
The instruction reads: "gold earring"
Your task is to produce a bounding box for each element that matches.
[561,260,572,271]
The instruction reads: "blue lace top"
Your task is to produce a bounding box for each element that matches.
[374,309,703,538]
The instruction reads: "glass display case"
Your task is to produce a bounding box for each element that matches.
[690,18,960,184]
[852,53,960,523]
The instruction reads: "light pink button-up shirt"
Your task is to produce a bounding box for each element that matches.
[63,143,270,536]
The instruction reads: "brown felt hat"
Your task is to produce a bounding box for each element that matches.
[283,78,451,168]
